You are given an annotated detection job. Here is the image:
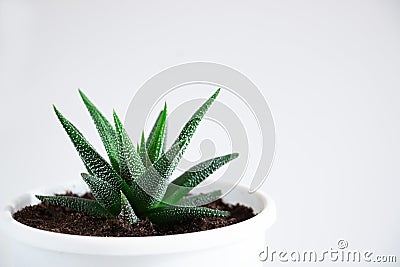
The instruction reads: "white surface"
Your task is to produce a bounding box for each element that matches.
[0,1,399,266]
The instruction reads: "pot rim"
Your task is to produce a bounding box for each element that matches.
[1,182,275,255]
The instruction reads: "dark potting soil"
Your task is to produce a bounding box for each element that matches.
[13,192,255,237]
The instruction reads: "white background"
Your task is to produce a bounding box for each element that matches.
[0,1,399,266]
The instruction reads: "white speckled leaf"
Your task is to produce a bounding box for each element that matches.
[35,195,110,217]
[113,111,145,186]
[53,106,123,191]
[163,153,238,205]
[175,190,222,207]
[119,192,138,224]
[170,89,220,163]
[146,111,162,149]
[145,206,228,226]
[146,104,167,163]
[81,173,121,216]
[79,90,120,174]
[139,131,152,168]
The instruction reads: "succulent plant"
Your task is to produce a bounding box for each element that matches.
[36,89,238,226]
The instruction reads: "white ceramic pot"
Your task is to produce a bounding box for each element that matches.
[1,182,275,267]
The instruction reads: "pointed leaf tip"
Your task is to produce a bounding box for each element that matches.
[119,191,138,224]
[35,195,44,201]
[79,91,120,174]
[36,194,110,217]
[78,89,89,104]
[146,107,167,163]
[169,88,221,169]
[163,152,238,205]
[53,104,59,113]
[112,110,118,122]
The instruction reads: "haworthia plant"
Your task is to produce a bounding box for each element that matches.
[36,89,238,226]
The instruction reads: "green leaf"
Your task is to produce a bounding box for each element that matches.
[35,195,110,217]
[171,88,220,162]
[136,142,140,154]
[83,162,94,176]
[146,111,162,148]
[175,190,222,207]
[139,131,152,168]
[162,120,168,154]
[119,192,138,224]
[113,111,145,185]
[163,153,238,205]
[164,88,221,176]
[145,206,229,226]
[81,173,121,216]
[146,104,167,163]
[53,105,123,191]
[79,89,120,174]
[130,138,187,212]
